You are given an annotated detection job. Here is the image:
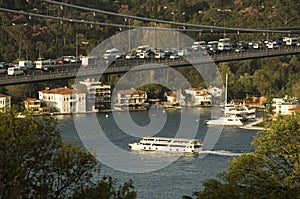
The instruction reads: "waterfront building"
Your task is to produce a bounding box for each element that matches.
[113,89,147,110]
[38,87,86,114]
[207,86,223,97]
[272,95,299,115]
[181,88,212,106]
[23,98,50,115]
[0,93,11,112]
[79,79,111,111]
[164,91,180,107]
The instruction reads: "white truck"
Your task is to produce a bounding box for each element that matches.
[81,56,96,67]
[35,60,54,71]
[218,38,232,52]
[19,60,34,70]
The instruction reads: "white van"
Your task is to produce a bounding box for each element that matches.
[218,42,232,51]
[192,41,206,51]
[103,48,122,60]
[285,38,298,46]
[218,38,231,51]
[7,67,24,76]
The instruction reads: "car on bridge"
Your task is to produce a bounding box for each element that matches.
[125,53,137,60]
[169,53,180,60]
[0,62,8,74]
[63,56,76,63]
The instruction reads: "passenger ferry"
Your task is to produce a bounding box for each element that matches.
[129,137,202,153]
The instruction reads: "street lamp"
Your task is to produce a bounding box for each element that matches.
[171,12,185,50]
[217,8,232,38]
[75,27,78,60]
[12,23,28,59]
[124,17,131,52]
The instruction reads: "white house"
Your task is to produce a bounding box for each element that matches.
[38,87,86,114]
[272,96,299,115]
[164,91,180,106]
[23,98,50,115]
[207,86,223,97]
[113,89,147,110]
[0,93,11,112]
[182,88,212,106]
[79,79,111,111]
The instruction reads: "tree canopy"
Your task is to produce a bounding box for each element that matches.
[194,113,300,198]
[0,107,136,199]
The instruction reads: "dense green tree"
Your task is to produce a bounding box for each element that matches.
[193,113,300,199]
[0,107,136,199]
[138,83,169,99]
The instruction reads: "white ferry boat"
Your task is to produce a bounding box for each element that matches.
[129,137,202,153]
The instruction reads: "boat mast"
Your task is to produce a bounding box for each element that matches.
[224,74,228,116]
[225,74,228,106]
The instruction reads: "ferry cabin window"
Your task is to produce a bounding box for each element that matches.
[144,138,155,141]
[152,143,169,146]
[169,145,186,148]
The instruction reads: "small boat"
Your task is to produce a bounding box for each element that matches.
[205,114,244,126]
[129,137,202,153]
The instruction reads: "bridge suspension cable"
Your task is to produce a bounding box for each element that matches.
[42,0,293,34]
[0,7,266,34]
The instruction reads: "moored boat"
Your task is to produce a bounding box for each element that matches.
[205,74,244,126]
[129,137,202,153]
[205,114,244,126]
[223,103,256,115]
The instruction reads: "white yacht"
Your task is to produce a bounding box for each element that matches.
[223,102,256,115]
[205,114,244,126]
[129,137,202,153]
[205,74,244,126]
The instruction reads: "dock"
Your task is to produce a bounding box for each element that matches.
[240,118,264,130]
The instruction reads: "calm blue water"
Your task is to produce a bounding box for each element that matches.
[56,108,257,199]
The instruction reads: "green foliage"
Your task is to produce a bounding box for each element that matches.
[194,113,300,199]
[72,83,88,93]
[138,83,169,99]
[0,107,136,199]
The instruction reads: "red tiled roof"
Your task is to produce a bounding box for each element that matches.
[0,93,8,98]
[289,106,300,111]
[24,98,38,102]
[187,87,204,91]
[117,89,145,95]
[40,87,83,95]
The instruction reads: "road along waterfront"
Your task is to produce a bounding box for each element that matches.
[56,108,259,198]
